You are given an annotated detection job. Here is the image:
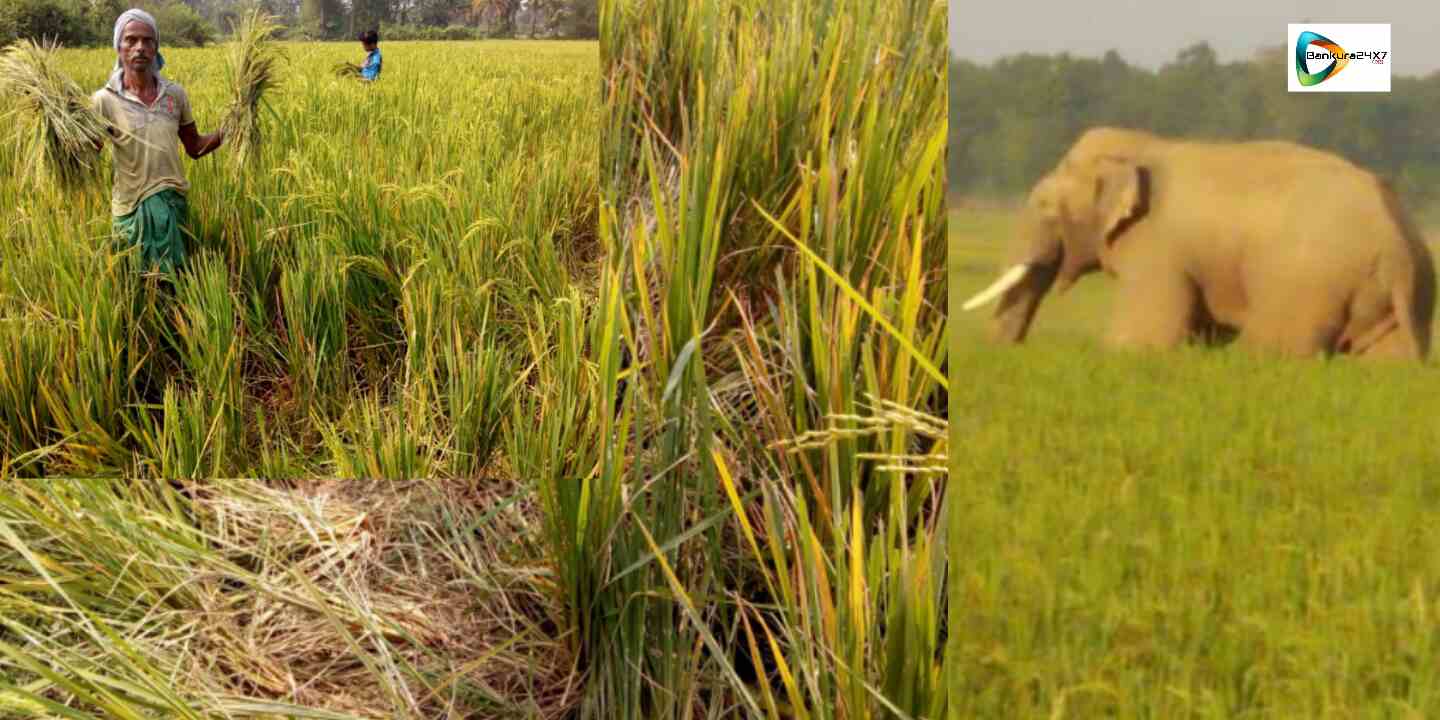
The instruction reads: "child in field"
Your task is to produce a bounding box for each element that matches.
[359,30,382,81]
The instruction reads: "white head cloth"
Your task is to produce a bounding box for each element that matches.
[109,8,166,86]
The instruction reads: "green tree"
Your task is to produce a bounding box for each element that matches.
[0,0,91,46]
[350,0,391,34]
[557,0,595,38]
[300,0,343,38]
[471,0,519,36]
[949,45,1440,212]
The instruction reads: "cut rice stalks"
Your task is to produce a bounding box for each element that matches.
[219,10,285,173]
[0,39,112,191]
[332,61,363,79]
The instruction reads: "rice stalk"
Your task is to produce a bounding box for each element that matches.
[0,39,112,190]
[775,395,949,475]
[219,10,285,172]
[441,334,514,479]
[320,393,437,480]
[333,61,362,79]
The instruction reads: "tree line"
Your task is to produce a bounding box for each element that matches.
[950,43,1440,212]
[0,0,597,48]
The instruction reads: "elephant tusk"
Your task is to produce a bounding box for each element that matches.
[962,264,1031,311]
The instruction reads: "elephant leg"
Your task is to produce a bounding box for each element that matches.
[1104,275,1198,351]
[1191,299,1239,346]
[1350,320,1422,361]
[1239,326,1335,357]
[1239,298,1345,358]
[1340,285,1424,361]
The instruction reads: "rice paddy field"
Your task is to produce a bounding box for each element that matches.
[0,0,953,714]
[0,39,598,478]
[951,205,1440,716]
[1,39,606,718]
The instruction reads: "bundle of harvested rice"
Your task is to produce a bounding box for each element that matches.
[219,10,284,171]
[332,61,362,78]
[0,39,112,190]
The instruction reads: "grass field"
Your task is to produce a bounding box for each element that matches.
[951,205,1440,716]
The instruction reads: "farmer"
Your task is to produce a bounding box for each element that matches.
[91,8,224,275]
[358,29,382,81]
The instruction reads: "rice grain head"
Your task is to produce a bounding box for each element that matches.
[332,61,362,79]
[220,10,285,173]
[0,39,113,191]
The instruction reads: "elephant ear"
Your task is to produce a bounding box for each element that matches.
[1092,157,1151,247]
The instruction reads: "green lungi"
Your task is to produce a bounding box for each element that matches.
[113,189,191,274]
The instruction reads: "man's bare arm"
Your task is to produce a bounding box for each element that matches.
[179,122,223,159]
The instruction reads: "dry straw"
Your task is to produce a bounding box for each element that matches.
[0,39,113,190]
[219,10,284,172]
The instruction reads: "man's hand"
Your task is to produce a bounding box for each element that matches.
[93,127,115,153]
[179,123,224,159]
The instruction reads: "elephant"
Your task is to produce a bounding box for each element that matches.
[962,127,1436,360]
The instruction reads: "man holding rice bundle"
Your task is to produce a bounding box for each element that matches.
[91,8,224,275]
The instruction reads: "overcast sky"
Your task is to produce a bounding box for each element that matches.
[951,0,1440,77]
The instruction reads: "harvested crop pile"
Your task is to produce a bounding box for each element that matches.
[219,10,285,171]
[0,39,113,190]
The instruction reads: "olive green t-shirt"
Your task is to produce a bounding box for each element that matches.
[91,74,194,217]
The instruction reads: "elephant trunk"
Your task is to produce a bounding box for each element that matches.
[992,260,1059,343]
[963,213,1065,343]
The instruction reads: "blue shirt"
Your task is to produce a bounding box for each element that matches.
[361,48,381,81]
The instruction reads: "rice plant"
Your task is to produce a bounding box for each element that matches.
[219,9,284,171]
[123,252,246,477]
[333,61,362,78]
[597,0,950,715]
[0,38,112,190]
[441,332,515,479]
[0,318,62,475]
[320,391,437,479]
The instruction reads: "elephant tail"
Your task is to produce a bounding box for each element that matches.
[1389,183,1436,360]
[1343,273,1428,359]
[1356,180,1436,360]
[1352,252,1434,360]
[1395,253,1436,359]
